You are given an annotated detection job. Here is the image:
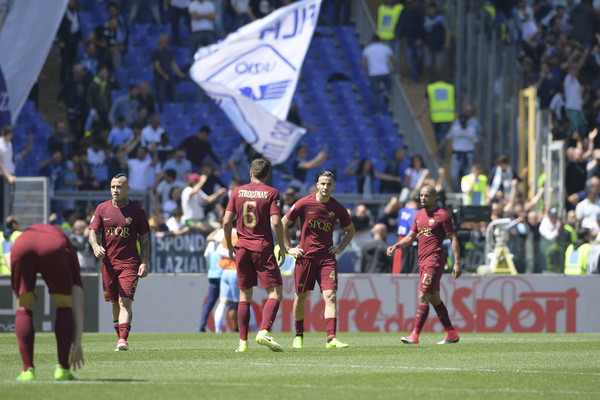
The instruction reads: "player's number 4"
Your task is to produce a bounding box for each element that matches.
[242,201,258,228]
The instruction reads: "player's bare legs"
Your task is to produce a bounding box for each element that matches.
[292,292,308,348]
[402,290,458,344]
[323,289,337,318]
[112,302,120,335]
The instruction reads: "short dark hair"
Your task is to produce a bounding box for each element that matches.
[251,158,270,180]
[199,125,210,134]
[497,154,510,164]
[318,170,335,181]
[165,169,176,179]
[117,115,126,124]
[113,173,128,180]
[1,126,12,136]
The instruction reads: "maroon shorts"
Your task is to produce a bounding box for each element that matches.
[235,247,282,289]
[11,232,82,297]
[294,256,337,293]
[102,264,139,302]
[418,263,444,294]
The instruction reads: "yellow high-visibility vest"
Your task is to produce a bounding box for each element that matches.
[427,81,455,123]
[564,243,591,275]
[563,224,577,243]
[0,230,22,275]
[461,174,487,205]
[377,4,403,41]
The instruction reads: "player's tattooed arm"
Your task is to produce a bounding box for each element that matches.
[138,233,150,278]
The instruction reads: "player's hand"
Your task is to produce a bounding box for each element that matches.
[138,263,148,278]
[386,246,396,256]
[329,246,342,255]
[287,247,304,258]
[228,248,236,261]
[70,344,84,370]
[93,245,106,259]
[277,247,286,266]
[453,263,462,279]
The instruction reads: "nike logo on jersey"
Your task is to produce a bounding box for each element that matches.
[103,218,111,221]
[308,211,316,214]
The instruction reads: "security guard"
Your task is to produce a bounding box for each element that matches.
[564,228,592,275]
[461,164,487,205]
[0,215,22,274]
[377,0,403,41]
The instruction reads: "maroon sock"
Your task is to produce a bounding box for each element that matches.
[55,307,74,369]
[414,304,430,334]
[238,301,250,341]
[15,309,35,371]
[118,322,131,340]
[259,298,280,332]
[295,319,304,337]
[113,320,119,336]
[433,302,455,331]
[326,318,336,340]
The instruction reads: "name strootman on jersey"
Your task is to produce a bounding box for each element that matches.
[237,190,270,199]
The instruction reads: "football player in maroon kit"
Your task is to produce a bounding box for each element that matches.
[282,170,355,349]
[387,184,461,344]
[89,174,151,351]
[223,158,286,352]
[9,224,85,381]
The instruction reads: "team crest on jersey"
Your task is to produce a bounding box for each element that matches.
[429,218,434,226]
[328,211,335,219]
[125,217,133,225]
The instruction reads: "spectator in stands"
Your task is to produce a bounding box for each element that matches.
[289,145,328,192]
[151,34,187,112]
[13,133,34,177]
[109,84,139,127]
[107,1,128,68]
[39,150,66,197]
[133,106,150,128]
[163,186,183,217]
[181,172,225,233]
[79,41,99,77]
[86,138,109,189]
[436,114,480,192]
[351,203,373,251]
[487,154,519,203]
[564,56,589,135]
[566,146,589,203]
[69,219,96,272]
[398,0,424,83]
[58,63,90,139]
[564,228,592,274]
[48,121,76,159]
[362,35,396,114]
[452,104,484,147]
[167,0,191,47]
[344,158,401,196]
[108,116,134,149]
[149,209,170,236]
[91,16,120,71]
[535,62,561,110]
[570,0,600,49]
[141,114,165,151]
[118,146,159,193]
[137,81,157,116]
[198,160,226,196]
[228,138,252,183]
[179,125,226,173]
[229,0,252,31]
[156,132,175,165]
[163,148,192,182]
[381,147,409,194]
[57,0,83,83]
[422,3,450,83]
[539,206,571,273]
[0,126,15,220]
[359,223,392,273]
[86,66,113,133]
[248,0,275,21]
[575,179,600,234]
[400,154,428,202]
[376,0,402,74]
[189,0,216,50]
[129,0,162,25]
[461,163,487,206]
[166,207,191,235]
[154,168,186,214]
[287,101,316,132]
[73,150,96,190]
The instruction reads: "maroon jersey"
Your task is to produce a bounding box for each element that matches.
[89,200,150,268]
[285,194,352,259]
[226,182,281,252]
[410,207,454,267]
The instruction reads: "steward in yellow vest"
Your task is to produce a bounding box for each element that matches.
[377,1,403,41]
[564,228,592,275]
[426,80,455,123]
[0,216,22,275]
[461,164,487,205]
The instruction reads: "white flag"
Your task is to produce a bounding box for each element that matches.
[0,0,69,126]
[190,0,322,165]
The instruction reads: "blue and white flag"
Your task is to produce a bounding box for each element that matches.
[190,0,322,164]
[0,0,68,127]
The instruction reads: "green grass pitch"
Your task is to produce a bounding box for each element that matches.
[1,332,599,400]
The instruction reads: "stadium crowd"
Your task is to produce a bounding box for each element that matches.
[1,0,600,277]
